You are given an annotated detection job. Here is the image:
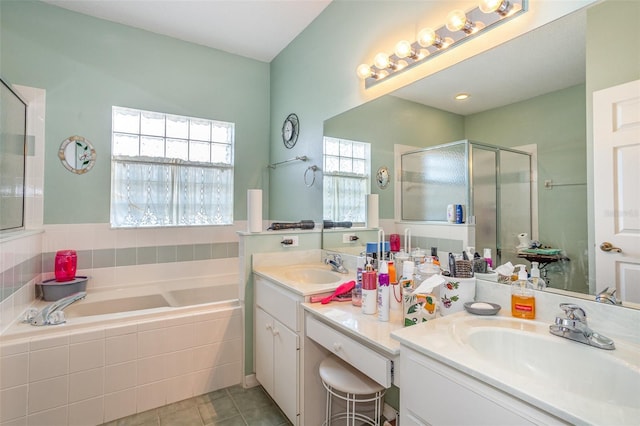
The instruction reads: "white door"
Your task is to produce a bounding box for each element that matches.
[593,79,640,303]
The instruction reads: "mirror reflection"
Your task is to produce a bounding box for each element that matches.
[59,135,96,174]
[323,10,589,296]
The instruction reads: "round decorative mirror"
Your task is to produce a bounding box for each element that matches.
[58,135,96,174]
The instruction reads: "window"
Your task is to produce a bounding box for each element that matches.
[323,137,371,223]
[110,107,234,228]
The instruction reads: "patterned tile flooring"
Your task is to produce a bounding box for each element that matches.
[101,385,293,426]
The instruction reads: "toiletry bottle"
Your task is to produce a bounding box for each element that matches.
[399,260,415,316]
[511,266,535,319]
[352,255,365,307]
[362,263,377,315]
[530,261,545,290]
[483,248,493,269]
[430,247,440,266]
[377,261,390,322]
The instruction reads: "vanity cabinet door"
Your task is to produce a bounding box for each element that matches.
[255,306,300,424]
[273,316,299,423]
[255,307,275,396]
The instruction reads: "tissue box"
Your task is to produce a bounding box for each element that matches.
[402,288,437,327]
[439,277,476,316]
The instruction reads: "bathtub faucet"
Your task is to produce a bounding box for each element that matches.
[24,291,87,326]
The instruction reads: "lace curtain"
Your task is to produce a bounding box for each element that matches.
[111,159,232,227]
[323,174,367,223]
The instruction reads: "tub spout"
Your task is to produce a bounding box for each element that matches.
[27,292,87,326]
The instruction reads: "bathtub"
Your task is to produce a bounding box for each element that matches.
[0,275,243,425]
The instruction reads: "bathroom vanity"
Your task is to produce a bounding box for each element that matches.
[253,253,640,426]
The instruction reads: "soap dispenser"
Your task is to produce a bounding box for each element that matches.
[511,265,535,319]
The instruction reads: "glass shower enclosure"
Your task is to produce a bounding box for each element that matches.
[401,140,532,265]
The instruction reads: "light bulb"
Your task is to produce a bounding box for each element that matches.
[374,52,390,69]
[454,93,470,100]
[417,28,437,47]
[446,9,470,32]
[394,40,413,59]
[356,64,373,79]
[479,0,502,14]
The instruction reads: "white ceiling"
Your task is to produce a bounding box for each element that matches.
[42,1,586,115]
[42,0,332,62]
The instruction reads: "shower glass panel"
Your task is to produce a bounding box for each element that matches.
[401,142,468,221]
[499,149,532,266]
[400,140,532,265]
[471,146,497,259]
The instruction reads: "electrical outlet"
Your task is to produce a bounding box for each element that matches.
[281,235,299,247]
[342,233,358,243]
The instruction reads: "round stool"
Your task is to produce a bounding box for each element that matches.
[319,356,386,426]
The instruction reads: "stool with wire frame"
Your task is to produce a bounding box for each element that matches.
[319,355,386,426]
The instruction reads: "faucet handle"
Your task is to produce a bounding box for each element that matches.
[559,303,587,323]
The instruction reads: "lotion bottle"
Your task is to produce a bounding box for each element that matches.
[511,265,535,319]
[377,261,390,322]
[362,263,377,315]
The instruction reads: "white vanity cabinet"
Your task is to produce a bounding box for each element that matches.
[399,345,566,426]
[255,276,301,424]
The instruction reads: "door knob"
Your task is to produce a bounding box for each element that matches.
[599,242,622,253]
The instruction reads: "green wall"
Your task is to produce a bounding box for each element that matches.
[324,95,464,219]
[466,85,588,293]
[0,0,270,224]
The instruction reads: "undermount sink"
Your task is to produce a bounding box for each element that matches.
[280,266,344,284]
[455,317,640,408]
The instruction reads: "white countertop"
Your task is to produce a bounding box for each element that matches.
[302,302,403,357]
[391,309,640,426]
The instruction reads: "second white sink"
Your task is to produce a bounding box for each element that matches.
[281,266,345,284]
[462,322,640,408]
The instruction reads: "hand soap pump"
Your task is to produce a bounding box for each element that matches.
[511,265,535,319]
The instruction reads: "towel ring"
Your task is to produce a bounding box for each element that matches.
[304,165,318,187]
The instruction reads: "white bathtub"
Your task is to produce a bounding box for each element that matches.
[0,275,243,425]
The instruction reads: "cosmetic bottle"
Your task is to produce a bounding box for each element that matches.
[399,260,415,315]
[352,255,365,307]
[530,261,545,290]
[377,261,390,322]
[483,248,493,269]
[362,263,377,315]
[511,265,535,319]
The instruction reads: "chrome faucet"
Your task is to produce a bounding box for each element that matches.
[23,292,86,326]
[595,286,622,305]
[549,303,615,350]
[324,253,349,274]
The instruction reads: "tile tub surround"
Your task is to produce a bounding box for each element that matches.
[0,305,243,425]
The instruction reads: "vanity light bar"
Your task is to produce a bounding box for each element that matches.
[357,0,528,89]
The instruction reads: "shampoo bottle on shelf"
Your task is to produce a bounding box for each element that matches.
[377,261,390,322]
[511,265,535,319]
[362,263,377,315]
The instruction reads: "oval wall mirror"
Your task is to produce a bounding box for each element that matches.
[58,135,96,174]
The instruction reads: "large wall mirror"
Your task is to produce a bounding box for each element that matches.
[322,4,639,308]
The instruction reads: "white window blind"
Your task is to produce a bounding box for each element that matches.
[323,136,371,223]
[110,106,234,228]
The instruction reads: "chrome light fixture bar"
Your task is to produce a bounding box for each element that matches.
[357,0,528,88]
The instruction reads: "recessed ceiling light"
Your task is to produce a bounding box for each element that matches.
[455,93,470,100]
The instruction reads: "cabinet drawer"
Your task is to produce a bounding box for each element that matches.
[306,315,392,388]
[255,276,299,331]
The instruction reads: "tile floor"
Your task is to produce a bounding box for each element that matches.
[100,385,293,426]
